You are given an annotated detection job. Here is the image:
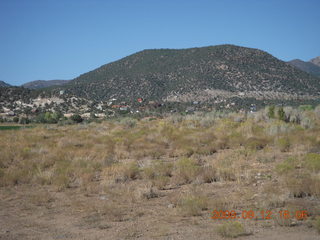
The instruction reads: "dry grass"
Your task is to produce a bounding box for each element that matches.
[1,109,320,238]
[216,221,250,238]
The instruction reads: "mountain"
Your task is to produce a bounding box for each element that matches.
[22,80,70,89]
[310,56,320,67]
[288,58,320,77]
[58,44,320,102]
[0,80,11,88]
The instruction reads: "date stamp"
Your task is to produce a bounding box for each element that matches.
[211,210,308,220]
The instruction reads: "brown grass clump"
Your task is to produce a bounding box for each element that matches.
[276,137,291,152]
[314,217,320,234]
[173,157,200,185]
[216,221,250,238]
[176,193,209,216]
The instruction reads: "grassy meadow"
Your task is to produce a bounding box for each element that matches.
[0,106,320,239]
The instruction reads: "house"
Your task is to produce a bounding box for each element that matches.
[185,107,195,113]
[95,113,106,118]
[111,105,121,109]
[107,98,117,106]
[63,113,74,118]
[119,106,129,111]
[250,104,257,113]
[81,113,91,118]
[31,108,38,113]
[6,111,15,116]
[137,98,143,103]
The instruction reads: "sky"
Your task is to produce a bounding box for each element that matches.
[1,0,320,86]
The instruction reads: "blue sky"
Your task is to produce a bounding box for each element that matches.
[1,0,319,85]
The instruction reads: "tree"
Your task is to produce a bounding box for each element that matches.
[13,116,19,123]
[19,117,30,124]
[268,105,275,119]
[70,114,83,123]
[278,107,286,121]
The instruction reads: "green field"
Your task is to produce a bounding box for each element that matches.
[0,125,34,130]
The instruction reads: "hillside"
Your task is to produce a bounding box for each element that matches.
[58,45,320,102]
[288,59,320,77]
[311,56,320,67]
[0,81,11,88]
[22,80,70,89]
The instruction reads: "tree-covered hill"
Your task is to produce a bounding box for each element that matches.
[22,80,70,89]
[58,44,320,102]
[288,59,320,77]
[0,81,11,88]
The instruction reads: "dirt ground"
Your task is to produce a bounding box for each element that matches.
[1,185,318,240]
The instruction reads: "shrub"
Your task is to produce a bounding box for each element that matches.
[217,221,248,238]
[143,160,173,189]
[199,165,218,183]
[244,137,268,150]
[174,157,199,184]
[300,115,314,129]
[299,105,313,111]
[122,162,140,181]
[273,212,293,227]
[277,107,286,121]
[315,105,320,118]
[277,137,290,152]
[267,105,275,119]
[18,117,30,124]
[152,175,170,190]
[177,195,208,216]
[265,121,294,136]
[283,173,319,198]
[119,117,137,128]
[13,116,19,123]
[314,217,320,234]
[70,114,83,123]
[276,157,297,174]
[305,153,320,172]
[35,112,62,123]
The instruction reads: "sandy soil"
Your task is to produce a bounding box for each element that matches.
[0,185,318,240]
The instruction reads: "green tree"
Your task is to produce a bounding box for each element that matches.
[13,116,19,123]
[278,107,286,121]
[70,114,83,123]
[268,105,275,119]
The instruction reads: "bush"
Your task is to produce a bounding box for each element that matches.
[276,157,297,174]
[70,114,83,123]
[314,217,320,234]
[299,105,313,111]
[305,153,320,172]
[174,158,199,184]
[267,105,275,119]
[119,117,137,128]
[244,137,268,150]
[35,112,63,124]
[277,137,290,152]
[217,221,248,238]
[13,116,19,123]
[178,195,208,216]
[122,162,140,181]
[18,117,30,124]
[300,115,315,129]
[278,107,286,121]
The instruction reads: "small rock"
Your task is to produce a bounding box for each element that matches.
[99,195,107,200]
